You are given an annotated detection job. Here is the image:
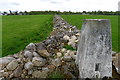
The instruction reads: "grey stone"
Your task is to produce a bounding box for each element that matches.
[21,74,25,78]
[112,53,120,74]
[69,51,76,57]
[3,68,7,72]
[0,77,4,80]
[42,67,49,72]
[26,43,36,52]
[38,49,50,57]
[16,58,21,63]
[0,70,4,77]
[33,52,40,57]
[32,57,46,66]
[9,73,14,78]
[32,70,48,78]
[13,54,19,59]
[24,51,33,59]
[22,69,27,76]
[52,58,61,67]
[36,43,46,50]
[37,43,50,57]
[1,72,9,77]
[24,62,33,70]
[64,50,71,56]
[63,56,72,62]
[6,60,18,70]
[28,69,33,75]
[0,57,15,67]
[44,39,52,45]
[13,65,23,77]
[72,55,77,60]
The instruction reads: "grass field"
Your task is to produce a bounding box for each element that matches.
[2,15,53,57]
[1,15,119,57]
[61,15,119,52]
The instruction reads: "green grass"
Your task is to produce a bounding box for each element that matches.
[2,15,119,57]
[48,70,64,78]
[61,15,119,52]
[2,15,53,57]
[63,45,76,51]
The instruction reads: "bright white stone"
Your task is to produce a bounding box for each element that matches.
[69,51,75,57]
[61,48,67,53]
[67,50,71,54]
[71,35,77,40]
[56,52,62,57]
[75,33,80,36]
[64,53,69,57]
[75,40,79,43]
[63,35,70,40]
[69,28,72,32]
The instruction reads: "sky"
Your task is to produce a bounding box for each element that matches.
[0,0,120,12]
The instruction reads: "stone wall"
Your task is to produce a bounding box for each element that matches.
[0,15,119,79]
[0,15,80,79]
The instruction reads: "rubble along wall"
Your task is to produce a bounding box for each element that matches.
[0,15,80,79]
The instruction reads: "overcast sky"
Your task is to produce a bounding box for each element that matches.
[0,0,120,12]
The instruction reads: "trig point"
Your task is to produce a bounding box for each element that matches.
[76,19,112,78]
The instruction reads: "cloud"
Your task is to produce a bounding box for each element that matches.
[40,0,70,4]
[50,1,62,4]
[0,2,18,6]
[0,0,119,12]
[11,2,20,5]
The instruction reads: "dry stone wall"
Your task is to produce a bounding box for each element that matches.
[0,15,119,79]
[0,15,80,79]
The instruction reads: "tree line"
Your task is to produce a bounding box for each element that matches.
[1,10,120,15]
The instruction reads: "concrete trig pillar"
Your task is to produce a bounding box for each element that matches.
[76,19,112,78]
